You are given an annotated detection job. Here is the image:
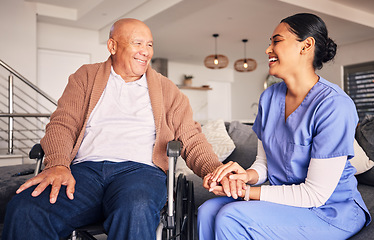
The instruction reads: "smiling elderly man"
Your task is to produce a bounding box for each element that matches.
[2,18,221,240]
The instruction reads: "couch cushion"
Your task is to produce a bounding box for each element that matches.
[0,164,35,223]
[223,121,257,169]
[356,167,374,187]
[349,184,374,239]
[356,115,374,162]
[355,115,374,186]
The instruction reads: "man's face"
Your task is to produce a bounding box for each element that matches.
[109,22,154,82]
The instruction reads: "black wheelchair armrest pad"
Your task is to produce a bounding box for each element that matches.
[29,144,44,160]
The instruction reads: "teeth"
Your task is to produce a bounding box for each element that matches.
[136,59,146,63]
[269,57,278,62]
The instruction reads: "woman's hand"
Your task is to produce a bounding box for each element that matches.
[210,161,249,183]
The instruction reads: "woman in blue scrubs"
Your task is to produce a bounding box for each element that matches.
[198,13,371,240]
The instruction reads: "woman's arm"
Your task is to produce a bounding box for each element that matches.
[248,140,268,185]
[260,156,347,207]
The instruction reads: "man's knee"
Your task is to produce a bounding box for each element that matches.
[5,188,39,220]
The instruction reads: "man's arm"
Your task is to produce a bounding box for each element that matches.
[167,83,222,177]
[18,63,97,203]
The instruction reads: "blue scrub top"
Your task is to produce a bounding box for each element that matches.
[253,77,371,231]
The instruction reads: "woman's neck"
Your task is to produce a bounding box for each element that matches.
[283,71,319,121]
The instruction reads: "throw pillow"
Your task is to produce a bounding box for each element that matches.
[350,139,374,175]
[175,119,236,177]
[201,119,236,162]
[223,121,258,169]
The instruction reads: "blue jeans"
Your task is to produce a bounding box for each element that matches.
[2,161,167,240]
[198,197,366,240]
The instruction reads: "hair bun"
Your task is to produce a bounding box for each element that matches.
[323,38,337,63]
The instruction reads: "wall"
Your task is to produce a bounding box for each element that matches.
[37,23,108,65]
[318,38,374,88]
[1,0,374,123]
[0,0,37,83]
[167,61,234,123]
[231,60,269,123]
[37,22,108,99]
[231,38,374,123]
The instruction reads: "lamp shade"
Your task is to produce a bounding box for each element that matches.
[234,39,257,72]
[234,58,257,72]
[204,34,229,69]
[204,54,229,69]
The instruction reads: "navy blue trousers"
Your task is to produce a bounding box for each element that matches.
[2,161,167,240]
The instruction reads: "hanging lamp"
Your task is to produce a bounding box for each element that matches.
[204,34,229,69]
[234,39,257,72]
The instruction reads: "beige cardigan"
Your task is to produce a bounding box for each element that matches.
[40,57,221,177]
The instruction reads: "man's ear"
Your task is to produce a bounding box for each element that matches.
[107,38,116,55]
[301,37,315,54]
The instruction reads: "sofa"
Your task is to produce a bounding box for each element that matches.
[176,119,374,240]
[1,119,373,239]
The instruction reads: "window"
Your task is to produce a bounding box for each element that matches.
[344,61,374,122]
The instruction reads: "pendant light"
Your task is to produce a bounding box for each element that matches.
[204,34,229,69]
[234,39,257,72]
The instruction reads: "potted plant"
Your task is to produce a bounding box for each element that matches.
[183,74,193,86]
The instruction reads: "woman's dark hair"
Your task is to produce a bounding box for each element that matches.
[281,13,337,70]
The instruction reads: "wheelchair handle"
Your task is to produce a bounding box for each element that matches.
[167,140,182,158]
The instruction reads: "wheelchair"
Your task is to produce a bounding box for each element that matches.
[29,141,196,240]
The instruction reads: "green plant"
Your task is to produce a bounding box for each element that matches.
[184,74,193,79]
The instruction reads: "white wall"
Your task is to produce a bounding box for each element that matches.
[37,23,108,65]
[1,0,374,123]
[230,38,374,123]
[37,22,108,99]
[0,0,37,83]
[318,38,374,89]
[231,61,269,123]
[167,61,234,123]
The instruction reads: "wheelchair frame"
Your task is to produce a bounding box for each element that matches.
[29,141,196,240]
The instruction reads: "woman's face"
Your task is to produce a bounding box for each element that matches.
[265,23,304,79]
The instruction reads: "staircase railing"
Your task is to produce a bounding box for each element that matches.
[0,59,57,157]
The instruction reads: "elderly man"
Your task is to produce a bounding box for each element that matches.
[2,18,221,240]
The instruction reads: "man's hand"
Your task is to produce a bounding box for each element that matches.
[210,161,249,183]
[16,166,76,204]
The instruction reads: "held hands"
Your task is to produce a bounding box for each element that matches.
[16,166,76,204]
[203,161,250,199]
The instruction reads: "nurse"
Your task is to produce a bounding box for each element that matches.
[198,13,371,240]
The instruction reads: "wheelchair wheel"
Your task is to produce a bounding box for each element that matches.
[186,180,195,240]
[175,174,185,240]
[175,174,196,240]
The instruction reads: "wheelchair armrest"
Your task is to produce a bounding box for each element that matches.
[29,143,45,160]
[29,144,44,176]
[167,141,182,158]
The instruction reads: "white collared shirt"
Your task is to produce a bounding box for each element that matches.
[73,67,156,166]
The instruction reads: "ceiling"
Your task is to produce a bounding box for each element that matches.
[25,0,374,67]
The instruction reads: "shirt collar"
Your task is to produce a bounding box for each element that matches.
[110,66,148,88]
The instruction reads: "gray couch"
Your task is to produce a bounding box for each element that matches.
[1,120,373,239]
[185,120,374,240]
